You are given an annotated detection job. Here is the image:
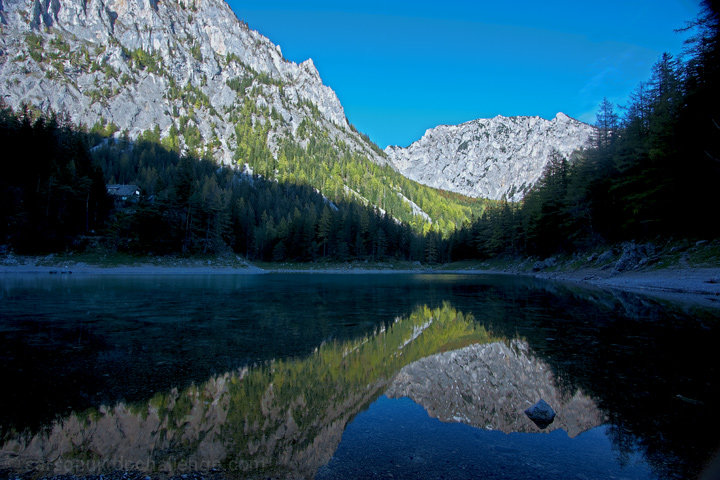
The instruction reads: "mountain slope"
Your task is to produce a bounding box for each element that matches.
[0,0,356,163]
[385,113,595,201]
[0,0,484,233]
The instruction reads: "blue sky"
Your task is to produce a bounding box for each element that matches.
[226,1,701,148]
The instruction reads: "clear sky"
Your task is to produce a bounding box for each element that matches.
[226,0,701,148]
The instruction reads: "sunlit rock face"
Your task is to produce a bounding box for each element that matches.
[385,340,606,437]
[385,113,595,201]
[0,0,384,165]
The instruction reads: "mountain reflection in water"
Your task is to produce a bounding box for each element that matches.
[0,273,718,479]
[386,339,605,436]
[1,304,491,477]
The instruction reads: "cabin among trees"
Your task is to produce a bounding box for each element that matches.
[106,184,140,208]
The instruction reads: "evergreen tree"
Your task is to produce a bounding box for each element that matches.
[594,97,619,151]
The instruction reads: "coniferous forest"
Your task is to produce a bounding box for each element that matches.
[448,2,720,260]
[1,3,718,264]
[0,106,435,261]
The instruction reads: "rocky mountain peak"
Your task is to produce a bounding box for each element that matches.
[385,113,595,201]
[0,0,364,164]
[301,57,317,73]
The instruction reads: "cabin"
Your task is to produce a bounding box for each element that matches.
[107,184,140,208]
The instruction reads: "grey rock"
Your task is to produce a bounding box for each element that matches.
[614,242,655,272]
[595,249,615,265]
[0,0,386,168]
[385,113,595,201]
[614,244,640,272]
[524,399,556,429]
[532,256,557,272]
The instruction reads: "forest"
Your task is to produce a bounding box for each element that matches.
[447,2,720,261]
[0,105,441,262]
[1,3,718,264]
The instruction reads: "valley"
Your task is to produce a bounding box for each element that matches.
[0,2,719,478]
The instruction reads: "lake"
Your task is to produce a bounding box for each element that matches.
[0,273,718,479]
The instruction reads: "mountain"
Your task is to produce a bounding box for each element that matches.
[0,0,483,233]
[385,113,595,201]
[0,0,360,165]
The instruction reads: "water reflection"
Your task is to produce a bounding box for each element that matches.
[318,399,653,480]
[386,339,605,437]
[0,273,718,479]
[0,274,460,435]
[1,304,491,477]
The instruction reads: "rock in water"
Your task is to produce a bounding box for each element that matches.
[525,399,556,429]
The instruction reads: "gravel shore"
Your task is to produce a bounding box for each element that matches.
[532,266,720,308]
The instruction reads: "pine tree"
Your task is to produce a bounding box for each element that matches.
[317,205,333,257]
[594,97,619,151]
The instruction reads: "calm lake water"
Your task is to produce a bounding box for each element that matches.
[0,273,718,479]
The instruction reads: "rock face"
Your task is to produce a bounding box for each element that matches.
[0,0,383,166]
[385,113,595,201]
[385,340,606,436]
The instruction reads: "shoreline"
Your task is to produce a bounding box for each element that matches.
[0,262,266,275]
[2,256,719,307]
[536,267,720,308]
[443,263,720,307]
[539,267,720,296]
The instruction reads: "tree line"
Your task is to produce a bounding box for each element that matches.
[447,2,720,261]
[1,104,444,262]
[0,107,111,253]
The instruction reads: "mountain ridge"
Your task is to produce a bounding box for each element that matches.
[0,0,381,164]
[397,112,583,145]
[0,0,590,234]
[2,0,493,233]
[385,112,595,201]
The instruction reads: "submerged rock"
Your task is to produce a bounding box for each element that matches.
[524,399,556,429]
